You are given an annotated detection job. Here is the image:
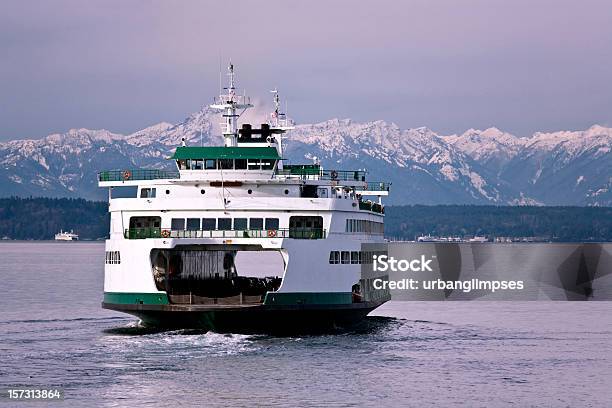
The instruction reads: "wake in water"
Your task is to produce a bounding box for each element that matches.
[102,315,400,338]
[0,316,124,325]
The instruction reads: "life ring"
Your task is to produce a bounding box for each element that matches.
[267,229,277,238]
[122,170,132,180]
[330,170,338,180]
[161,229,170,238]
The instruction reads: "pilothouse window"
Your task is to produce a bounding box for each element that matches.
[219,159,233,170]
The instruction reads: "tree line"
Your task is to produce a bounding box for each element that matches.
[1,197,611,242]
[385,205,612,242]
[0,197,109,240]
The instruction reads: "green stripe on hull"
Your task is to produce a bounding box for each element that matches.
[263,292,352,306]
[104,292,169,305]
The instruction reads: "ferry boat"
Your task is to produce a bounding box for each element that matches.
[55,230,79,241]
[417,235,462,243]
[99,64,391,332]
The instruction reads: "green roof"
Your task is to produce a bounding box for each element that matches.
[172,146,281,160]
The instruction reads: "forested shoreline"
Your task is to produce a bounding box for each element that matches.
[1,197,610,242]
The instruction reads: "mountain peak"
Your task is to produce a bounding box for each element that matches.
[0,108,609,206]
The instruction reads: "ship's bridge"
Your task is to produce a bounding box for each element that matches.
[173,146,280,181]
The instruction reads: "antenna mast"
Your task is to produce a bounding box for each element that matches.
[210,62,253,147]
[268,88,294,170]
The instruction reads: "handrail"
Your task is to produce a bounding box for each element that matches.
[99,169,180,182]
[124,227,326,240]
[99,167,379,185]
[357,181,391,192]
[275,168,366,181]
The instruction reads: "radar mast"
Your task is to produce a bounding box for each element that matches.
[268,88,294,169]
[210,62,253,147]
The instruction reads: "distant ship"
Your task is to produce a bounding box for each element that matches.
[55,230,79,241]
[417,235,463,243]
[417,235,489,243]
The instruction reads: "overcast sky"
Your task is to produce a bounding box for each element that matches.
[1,0,611,141]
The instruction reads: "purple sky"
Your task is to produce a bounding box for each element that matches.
[1,0,611,141]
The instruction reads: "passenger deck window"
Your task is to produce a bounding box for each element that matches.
[265,218,279,230]
[329,251,340,264]
[249,218,264,230]
[218,218,232,230]
[202,218,216,230]
[130,216,160,229]
[351,251,359,264]
[235,159,247,170]
[171,218,185,230]
[234,218,248,230]
[341,251,350,264]
[111,186,138,198]
[186,218,200,231]
[205,159,216,170]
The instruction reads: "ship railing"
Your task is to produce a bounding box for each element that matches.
[124,227,162,240]
[213,94,251,106]
[275,167,366,182]
[99,169,180,182]
[356,181,391,192]
[124,227,326,240]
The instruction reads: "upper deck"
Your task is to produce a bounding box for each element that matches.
[98,164,389,195]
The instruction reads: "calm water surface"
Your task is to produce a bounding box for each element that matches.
[1,242,611,407]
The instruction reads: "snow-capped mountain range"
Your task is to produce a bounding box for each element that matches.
[1,107,610,205]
